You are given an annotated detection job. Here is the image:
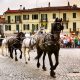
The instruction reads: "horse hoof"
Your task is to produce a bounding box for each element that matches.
[35,56,38,59]
[28,58,30,61]
[15,59,18,61]
[37,63,40,68]
[25,62,28,64]
[52,66,56,70]
[42,67,47,71]
[51,75,56,78]
[20,55,22,59]
[50,71,56,78]
[11,56,13,59]
[10,55,13,59]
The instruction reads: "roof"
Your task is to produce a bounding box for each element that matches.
[4,5,80,14]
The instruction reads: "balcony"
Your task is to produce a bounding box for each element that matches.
[40,18,48,22]
[15,20,22,23]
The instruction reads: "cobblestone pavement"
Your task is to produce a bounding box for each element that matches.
[0,48,80,80]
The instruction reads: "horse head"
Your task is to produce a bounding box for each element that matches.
[51,18,64,33]
[16,32,25,41]
[51,18,64,41]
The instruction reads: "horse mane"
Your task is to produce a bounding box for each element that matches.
[16,32,25,40]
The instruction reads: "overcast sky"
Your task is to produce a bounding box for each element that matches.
[0,0,80,15]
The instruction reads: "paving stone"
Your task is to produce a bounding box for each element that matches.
[0,48,80,80]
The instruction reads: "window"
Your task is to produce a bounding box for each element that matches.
[53,13,56,19]
[23,15,29,20]
[15,15,21,22]
[32,14,38,20]
[5,25,11,31]
[41,14,47,21]
[36,24,38,30]
[32,24,38,32]
[63,23,68,29]
[63,13,66,21]
[7,16,11,23]
[73,22,76,31]
[66,23,68,29]
[23,24,30,30]
[73,13,76,18]
[16,25,19,32]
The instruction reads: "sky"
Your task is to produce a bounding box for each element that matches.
[0,0,80,15]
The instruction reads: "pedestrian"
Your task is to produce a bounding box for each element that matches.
[74,36,78,48]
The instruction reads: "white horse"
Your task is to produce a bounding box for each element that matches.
[1,36,16,56]
[22,33,36,64]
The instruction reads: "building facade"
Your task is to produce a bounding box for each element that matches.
[3,3,80,36]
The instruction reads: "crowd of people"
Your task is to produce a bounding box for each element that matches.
[60,34,80,48]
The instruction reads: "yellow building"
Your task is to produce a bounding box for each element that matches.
[3,3,80,36]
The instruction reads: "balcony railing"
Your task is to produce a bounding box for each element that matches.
[15,20,22,23]
[40,18,48,22]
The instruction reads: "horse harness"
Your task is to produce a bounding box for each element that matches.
[38,33,60,50]
[8,38,23,49]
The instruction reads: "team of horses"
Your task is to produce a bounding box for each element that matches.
[0,18,64,78]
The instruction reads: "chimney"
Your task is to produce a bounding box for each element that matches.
[73,4,77,8]
[23,7,25,10]
[48,2,50,7]
[8,7,10,10]
[68,1,70,6]
[20,5,22,10]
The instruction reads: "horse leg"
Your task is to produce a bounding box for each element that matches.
[23,47,29,64]
[15,49,18,61]
[35,49,42,59]
[19,49,22,59]
[53,51,59,70]
[37,49,43,68]
[5,45,8,56]
[42,52,47,71]
[48,53,56,78]
[23,47,27,64]
[2,44,4,56]
[8,47,13,59]
[37,56,40,68]
[28,49,30,61]
[2,43,6,56]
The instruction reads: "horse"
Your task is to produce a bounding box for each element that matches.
[1,32,25,61]
[22,33,36,64]
[36,18,64,77]
[1,36,15,56]
[7,32,25,61]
